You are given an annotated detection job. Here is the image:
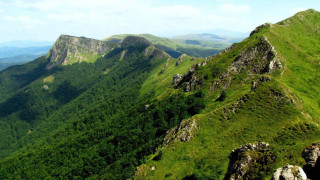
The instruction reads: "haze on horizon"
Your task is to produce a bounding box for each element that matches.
[0,0,319,42]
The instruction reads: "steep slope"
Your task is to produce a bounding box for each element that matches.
[0,35,120,159]
[0,35,207,179]
[133,9,320,179]
[46,35,117,69]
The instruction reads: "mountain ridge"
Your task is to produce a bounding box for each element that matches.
[0,9,319,179]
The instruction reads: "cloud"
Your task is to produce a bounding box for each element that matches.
[0,0,254,41]
[219,3,251,13]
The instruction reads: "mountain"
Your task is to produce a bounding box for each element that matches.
[171,33,244,47]
[208,29,249,38]
[133,9,320,179]
[0,9,319,180]
[104,33,225,58]
[0,41,53,71]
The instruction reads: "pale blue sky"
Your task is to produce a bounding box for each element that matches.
[0,0,319,42]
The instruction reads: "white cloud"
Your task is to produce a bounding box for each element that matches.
[219,3,251,13]
[0,0,255,41]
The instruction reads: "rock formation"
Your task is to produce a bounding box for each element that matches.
[46,35,116,69]
[172,74,183,85]
[174,61,208,92]
[176,54,187,66]
[163,118,199,147]
[228,37,281,74]
[251,76,272,90]
[302,143,320,179]
[224,142,276,180]
[272,165,307,180]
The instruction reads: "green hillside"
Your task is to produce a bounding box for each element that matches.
[0,9,319,180]
[132,9,320,179]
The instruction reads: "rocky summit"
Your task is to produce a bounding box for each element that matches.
[46,35,116,69]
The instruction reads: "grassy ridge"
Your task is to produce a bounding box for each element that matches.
[133,9,320,179]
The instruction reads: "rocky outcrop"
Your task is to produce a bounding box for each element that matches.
[163,118,199,147]
[229,37,281,74]
[224,142,276,180]
[251,76,272,90]
[174,61,207,92]
[250,24,267,36]
[46,35,116,69]
[209,72,232,91]
[272,165,307,180]
[176,54,187,66]
[302,143,320,179]
[172,74,183,85]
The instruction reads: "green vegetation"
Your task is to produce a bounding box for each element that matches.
[0,9,319,180]
[133,9,320,179]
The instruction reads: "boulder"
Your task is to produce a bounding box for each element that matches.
[272,165,307,180]
[302,143,320,179]
[224,142,276,180]
[172,74,183,85]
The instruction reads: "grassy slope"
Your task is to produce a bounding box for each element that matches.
[133,9,320,179]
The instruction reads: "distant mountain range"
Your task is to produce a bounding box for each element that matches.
[0,40,53,48]
[105,33,244,58]
[0,34,244,72]
[0,41,53,71]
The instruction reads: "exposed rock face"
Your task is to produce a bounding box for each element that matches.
[251,76,272,90]
[176,54,187,66]
[46,35,115,69]
[209,72,232,91]
[302,143,320,179]
[272,165,307,180]
[163,118,199,147]
[178,36,281,93]
[175,61,207,92]
[250,24,267,36]
[229,37,281,74]
[172,74,183,85]
[224,142,276,180]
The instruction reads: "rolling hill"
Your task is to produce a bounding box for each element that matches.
[104,33,231,58]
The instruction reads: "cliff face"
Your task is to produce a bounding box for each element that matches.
[46,35,116,69]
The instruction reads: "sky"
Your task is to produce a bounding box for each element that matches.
[0,0,319,42]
